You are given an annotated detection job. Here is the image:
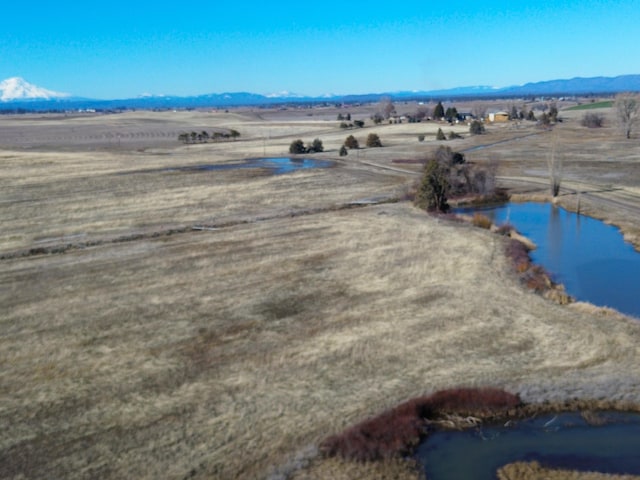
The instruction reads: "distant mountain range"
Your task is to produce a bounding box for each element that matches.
[2,75,640,110]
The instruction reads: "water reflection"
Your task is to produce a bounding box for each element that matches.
[123,157,334,176]
[168,157,334,175]
[455,202,640,318]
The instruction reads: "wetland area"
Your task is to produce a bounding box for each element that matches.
[1,101,640,479]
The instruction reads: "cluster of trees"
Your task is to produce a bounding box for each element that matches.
[371,97,397,124]
[340,133,383,153]
[178,130,240,143]
[578,93,638,137]
[435,128,464,140]
[406,101,463,123]
[289,138,324,154]
[340,119,365,129]
[414,146,497,212]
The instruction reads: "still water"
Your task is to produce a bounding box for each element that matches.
[416,412,640,479]
[456,202,640,318]
[165,157,334,175]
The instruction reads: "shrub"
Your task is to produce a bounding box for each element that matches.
[418,134,425,142]
[339,122,350,129]
[366,133,382,147]
[448,131,463,140]
[469,120,485,135]
[339,145,348,156]
[289,139,306,154]
[309,138,323,153]
[472,212,493,229]
[344,135,359,149]
[353,119,365,128]
[436,128,446,140]
[495,223,514,236]
[581,112,605,128]
[435,145,464,165]
[452,152,465,164]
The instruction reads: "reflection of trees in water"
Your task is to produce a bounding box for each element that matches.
[547,204,562,271]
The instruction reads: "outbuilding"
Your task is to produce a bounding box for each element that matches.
[487,111,509,122]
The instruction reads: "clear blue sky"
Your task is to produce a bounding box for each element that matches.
[2,0,638,99]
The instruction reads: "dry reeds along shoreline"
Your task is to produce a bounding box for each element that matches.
[320,388,520,461]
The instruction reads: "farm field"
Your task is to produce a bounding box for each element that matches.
[1,101,640,479]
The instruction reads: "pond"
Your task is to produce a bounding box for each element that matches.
[163,157,334,175]
[455,202,640,319]
[416,412,640,479]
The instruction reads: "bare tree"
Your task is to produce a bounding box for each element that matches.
[547,135,563,197]
[615,93,640,139]
[378,96,396,120]
[471,102,488,120]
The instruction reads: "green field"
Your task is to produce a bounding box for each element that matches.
[566,100,614,110]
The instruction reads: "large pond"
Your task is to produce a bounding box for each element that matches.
[416,412,640,479]
[455,202,640,319]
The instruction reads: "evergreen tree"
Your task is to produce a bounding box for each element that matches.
[310,138,324,152]
[469,120,485,135]
[289,139,306,154]
[433,101,445,120]
[444,106,458,121]
[366,133,382,147]
[344,135,359,149]
[415,158,450,212]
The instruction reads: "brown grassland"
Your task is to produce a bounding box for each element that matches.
[1,101,640,479]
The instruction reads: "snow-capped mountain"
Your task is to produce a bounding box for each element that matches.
[0,77,70,101]
[265,90,304,98]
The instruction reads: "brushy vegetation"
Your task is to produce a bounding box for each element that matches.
[498,460,640,480]
[344,134,359,149]
[414,146,499,213]
[289,138,324,154]
[504,236,572,302]
[472,212,493,229]
[320,388,520,461]
[366,133,383,148]
[581,112,605,128]
[469,120,485,135]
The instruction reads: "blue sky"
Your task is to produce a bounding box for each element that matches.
[2,0,639,99]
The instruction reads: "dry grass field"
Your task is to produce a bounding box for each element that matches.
[1,102,640,479]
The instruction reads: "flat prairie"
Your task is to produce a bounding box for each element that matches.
[1,103,639,479]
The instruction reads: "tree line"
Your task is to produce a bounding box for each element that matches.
[178,129,240,143]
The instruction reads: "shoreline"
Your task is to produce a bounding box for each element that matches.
[306,390,640,480]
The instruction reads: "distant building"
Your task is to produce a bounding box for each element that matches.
[487,111,509,122]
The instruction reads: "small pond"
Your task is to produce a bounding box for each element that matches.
[455,202,640,319]
[164,157,334,175]
[416,412,640,479]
